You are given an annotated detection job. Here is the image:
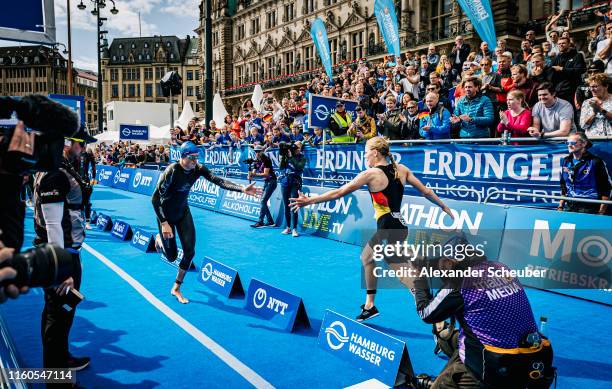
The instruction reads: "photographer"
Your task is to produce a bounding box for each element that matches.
[279,142,306,237]
[0,242,29,303]
[33,130,93,372]
[411,237,555,388]
[248,145,277,228]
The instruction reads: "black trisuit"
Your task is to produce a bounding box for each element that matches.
[152,162,243,270]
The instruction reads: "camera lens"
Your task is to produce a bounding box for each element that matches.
[0,244,75,288]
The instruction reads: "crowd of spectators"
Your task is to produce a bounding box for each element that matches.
[93,141,171,167]
[161,11,611,149]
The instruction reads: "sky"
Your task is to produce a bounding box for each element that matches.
[2,0,201,72]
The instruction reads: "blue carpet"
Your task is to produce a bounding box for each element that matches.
[1,185,610,388]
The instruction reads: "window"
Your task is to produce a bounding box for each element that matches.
[304,46,312,71]
[145,84,153,97]
[195,86,200,96]
[195,70,200,80]
[266,11,276,29]
[237,24,245,40]
[156,84,163,96]
[155,66,165,79]
[351,31,364,60]
[250,18,260,34]
[128,84,136,97]
[266,57,274,78]
[187,70,193,80]
[144,42,149,48]
[213,31,219,46]
[284,4,295,22]
[111,84,118,98]
[305,0,316,13]
[431,0,452,35]
[284,52,294,74]
[330,38,338,66]
[250,62,258,81]
[122,68,139,81]
[120,55,125,61]
[144,68,153,80]
[324,0,338,5]
[119,43,123,49]
[187,86,193,96]
[236,65,243,84]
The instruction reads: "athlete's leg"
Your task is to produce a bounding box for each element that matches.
[361,243,378,309]
[171,208,196,304]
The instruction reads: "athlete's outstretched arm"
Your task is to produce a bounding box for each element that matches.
[403,166,454,219]
[198,164,260,196]
[289,170,372,211]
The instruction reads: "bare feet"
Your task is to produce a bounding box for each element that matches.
[171,286,189,304]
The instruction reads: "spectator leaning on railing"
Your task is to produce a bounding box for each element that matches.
[528,82,575,139]
[559,132,611,215]
[451,76,494,138]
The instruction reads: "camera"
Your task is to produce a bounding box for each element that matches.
[0,95,80,175]
[279,141,298,158]
[0,244,76,288]
[242,158,256,165]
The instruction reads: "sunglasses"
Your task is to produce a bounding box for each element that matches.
[407,106,417,109]
[566,141,578,146]
[185,154,198,161]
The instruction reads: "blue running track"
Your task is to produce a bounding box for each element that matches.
[1,185,611,388]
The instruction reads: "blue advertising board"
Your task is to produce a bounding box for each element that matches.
[119,124,150,141]
[245,278,310,332]
[96,165,118,186]
[498,207,611,305]
[0,0,55,45]
[197,257,245,298]
[188,176,224,211]
[111,220,132,241]
[96,214,112,231]
[318,310,414,387]
[48,94,86,126]
[130,228,155,252]
[128,169,161,196]
[216,179,270,221]
[308,94,359,128]
[112,168,134,191]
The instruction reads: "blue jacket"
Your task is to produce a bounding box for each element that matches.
[561,152,612,200]
[419,105,451,140]
[453,93,494,138]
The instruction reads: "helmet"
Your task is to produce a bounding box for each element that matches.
[180,141,199,158]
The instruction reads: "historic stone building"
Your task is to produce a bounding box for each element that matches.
[197,0,603,113]
[0,45,70,97]
[75,69,99,132]
[101,35,201,115]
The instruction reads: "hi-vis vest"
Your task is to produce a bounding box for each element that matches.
[330,112,354,142]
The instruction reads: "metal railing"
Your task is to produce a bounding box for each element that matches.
[484,190,612,207]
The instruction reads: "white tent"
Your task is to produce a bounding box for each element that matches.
[149,124,172,144]
[94,131,119,144]
[175,100,195,130]
[212,92,229,127]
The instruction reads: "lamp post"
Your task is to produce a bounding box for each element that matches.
[51,43,69,93]
[77,0,118,134]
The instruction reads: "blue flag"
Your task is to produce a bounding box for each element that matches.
[457,0,497,52]
[374,0,400,58]
[310,18,333,80]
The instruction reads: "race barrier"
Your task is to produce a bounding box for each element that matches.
[130,228,156,252]
[245,278,311,332]
[111,220,133,241]
[96,213,112,231]
[197,257,245,298]
[96,166,611,304]
[169,141,612,207]
[318,310,414,387]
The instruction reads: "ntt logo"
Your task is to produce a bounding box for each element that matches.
[314,104,330,121]
[201,262,213,282]
[253,287,267,308]
[325,320,349,350]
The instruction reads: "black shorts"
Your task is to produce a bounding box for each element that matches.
[368,213,408,248]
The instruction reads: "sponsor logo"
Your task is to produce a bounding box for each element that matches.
[113,170,121,184]
[132,172,153,188]
[400,201,483,234]
[314,104,330,121]
[98,169,113,181]
[121,127,131,137]
[201,262,213,282]
[191,177,220,195]
[325,320,349,350]
[132,230,140,244]
[253,288,267,308]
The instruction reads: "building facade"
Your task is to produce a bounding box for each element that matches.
[101,35,201,117]
[0,45,70,97]
[75,69,99,132]
[198,0,603,113]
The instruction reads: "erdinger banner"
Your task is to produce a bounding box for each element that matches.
[96,165,118,186]
[318,310,414,386]
[374,0,401,58]
[188,176,223,211]
[457,0,497,52]
[308,95,359,129]
[499,207,612,305]
[310,17,333,80]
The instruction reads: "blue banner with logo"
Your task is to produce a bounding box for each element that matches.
[111,220,132,241]
[188,176,224,211]
[498,207,611,305]
[457,0,497,52]
[318,310,413,386]
[245,278,310,332]
[112,168,134,191]
[130,228,155,252]
[96,165,118,186]
[374,0,401,58]
[128,169,161,195]
[119,124,149,141]
[310,17,333,80]
[307,95,359,129]
[96,214,112,231]
[197,257,245,298]
[48,94,86,127]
